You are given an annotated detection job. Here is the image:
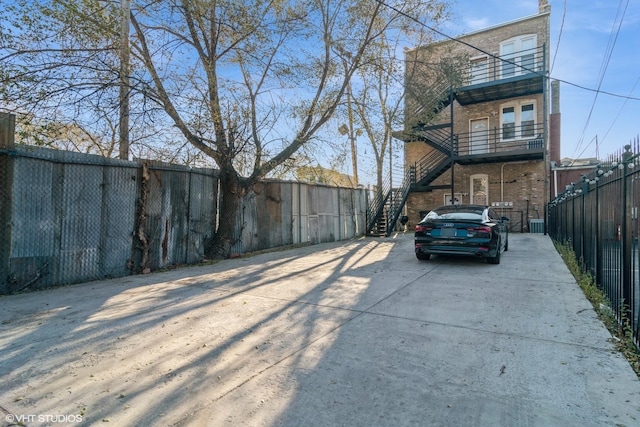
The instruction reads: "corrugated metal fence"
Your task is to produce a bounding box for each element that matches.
[0,115,366,294]
[548,139,640,350]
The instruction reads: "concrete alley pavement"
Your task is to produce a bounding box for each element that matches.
[1,233,639,426]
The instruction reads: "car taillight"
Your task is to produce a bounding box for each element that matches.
[466,226,491,237]
[415,224,433,235]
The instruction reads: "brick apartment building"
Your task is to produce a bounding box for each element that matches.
[390,0,560,233]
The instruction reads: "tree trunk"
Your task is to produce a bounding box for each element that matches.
[206,167,248,259]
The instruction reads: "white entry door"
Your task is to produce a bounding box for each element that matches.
[470,118,489,154]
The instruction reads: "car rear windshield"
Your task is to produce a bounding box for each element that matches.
[425,211,483,221]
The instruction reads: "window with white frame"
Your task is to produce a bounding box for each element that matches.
[469,56,488,84]
[500,100,536,140]
[520,104,535,137]
[500,34,537,78]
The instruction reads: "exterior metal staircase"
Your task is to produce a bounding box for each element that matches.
[366,148,454,237]
[366,169,413,237]
[366,85,455,237]
[411,83,453,122]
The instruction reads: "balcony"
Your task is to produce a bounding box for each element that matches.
[406,122,545,192]
[456,45,546,106]
[453,122,545,164]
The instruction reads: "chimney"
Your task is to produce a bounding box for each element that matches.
[539,0,551,13]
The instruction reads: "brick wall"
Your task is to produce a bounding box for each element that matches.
[405,161,545,228]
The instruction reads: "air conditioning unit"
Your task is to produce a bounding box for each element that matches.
[529,219,544,233]
[528,139,543,149]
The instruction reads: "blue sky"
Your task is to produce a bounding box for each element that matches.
[442,0,640,160]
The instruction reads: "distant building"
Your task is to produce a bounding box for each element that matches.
[295,165,357,188]
[551,158,599,198]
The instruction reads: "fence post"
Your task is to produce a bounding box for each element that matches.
[0,113,15,148]
[580,176,588,265]
[622,145,632,323]
[595,175,602,286]
[0,113,16,293]
[571,191,576,253]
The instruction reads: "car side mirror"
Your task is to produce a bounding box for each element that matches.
[501,217,509,222]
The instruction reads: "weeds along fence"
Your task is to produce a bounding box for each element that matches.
[0,116,366,294]
[548,138,640,349]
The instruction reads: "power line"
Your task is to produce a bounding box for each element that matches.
[550,0,566,74]
[375,0,640,103]
[572,0,629,158]
[601,76,640,144]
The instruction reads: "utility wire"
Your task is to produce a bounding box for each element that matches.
[572,0,629,159]
[600,75,639,144]
[375,0,639,162]
[550,0,566,74]
[375,0,640,103]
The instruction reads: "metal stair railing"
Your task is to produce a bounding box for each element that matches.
[366,123,457,236]
[411,123,453,154]
[415,148,453,186]
[408,82,452,124]
[384,168,415,236]
[366,174,392,235]
[367,148,455,237]
[428,83,453,116]
[382,146,456,236]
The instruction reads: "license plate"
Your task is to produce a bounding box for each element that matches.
[440,228,456,237]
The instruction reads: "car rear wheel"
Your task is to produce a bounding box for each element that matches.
[416,252,431,261]
[487,242,501,265]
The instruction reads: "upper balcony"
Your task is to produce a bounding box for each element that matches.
[456,45,546,106]
[454,122,545,164]
[408,120,545,162]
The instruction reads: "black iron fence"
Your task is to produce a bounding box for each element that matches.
[548,139,640,349]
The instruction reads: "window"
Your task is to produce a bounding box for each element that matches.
[520,36,536,73]
[500,35,537,78]
[469,57,488,84]
[521,104,535,137]
[500,101,536,140]
[500,42,515,78]
[502,107,515,139]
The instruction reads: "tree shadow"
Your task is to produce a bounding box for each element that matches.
[0,235,422,425]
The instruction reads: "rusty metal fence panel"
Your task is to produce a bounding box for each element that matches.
[548,140,640,350]
[0,117,365,294]
[0,147,221,293]
[186,169,218,263]
[231,181,366,255]
[338,186,367,239]
[102,166,139,276]
[0,146,139,292]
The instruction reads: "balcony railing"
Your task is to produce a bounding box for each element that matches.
[466,45,545,87]
[454,122,545,156]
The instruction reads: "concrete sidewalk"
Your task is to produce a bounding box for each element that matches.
[0,233,638,426]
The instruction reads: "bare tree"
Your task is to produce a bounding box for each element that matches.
[345,20,467,196]
[1,0,450,258]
